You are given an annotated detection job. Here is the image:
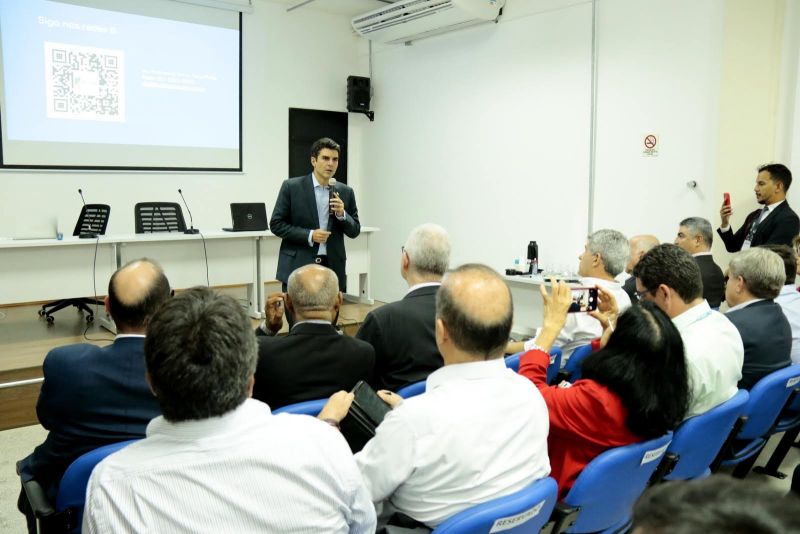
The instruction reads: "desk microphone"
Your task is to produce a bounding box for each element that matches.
[178,189,199,234]
[77,188,97,239]
[328,178,337,216]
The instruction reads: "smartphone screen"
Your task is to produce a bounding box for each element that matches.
[568,287,598,313]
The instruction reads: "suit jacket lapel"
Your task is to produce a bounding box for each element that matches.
[754,202,787,242]
[302,174,319,229]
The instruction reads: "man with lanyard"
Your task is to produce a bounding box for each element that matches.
[718,163,799,251]
[633,244,744,418]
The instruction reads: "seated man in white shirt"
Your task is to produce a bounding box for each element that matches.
[83,286,375,534]
[633,244,744,418]
[325,264,550,531]
[763,244,800,363]
[507,229,633,359]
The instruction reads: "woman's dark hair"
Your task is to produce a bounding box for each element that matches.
[581,301,689,438]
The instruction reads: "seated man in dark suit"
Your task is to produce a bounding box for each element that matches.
[252,264,375,409]
[674,217,726,308]
[725,247,792,389]
[17,259,171,532]
[718,163,800,251]
[356,223,450,390]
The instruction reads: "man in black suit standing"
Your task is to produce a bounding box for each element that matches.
[17,259,170,532]
[356,223,451,390]
[718,163,800,251]
[674,217,726,308]
[270,138,360,294]
[252,264,375,409]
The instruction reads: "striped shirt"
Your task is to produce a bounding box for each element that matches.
[83,398,375,533]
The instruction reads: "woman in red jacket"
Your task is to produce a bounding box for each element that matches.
[518,281,689,498]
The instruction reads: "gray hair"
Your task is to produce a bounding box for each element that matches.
[404,223,451,276]
[728,247,786,299]
[287,265,340,311]
[588,229,630,277]
[680,217,714,247]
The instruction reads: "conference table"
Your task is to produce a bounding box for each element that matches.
[0,227,379,318]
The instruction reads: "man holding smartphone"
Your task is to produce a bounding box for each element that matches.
[718,163,799,251]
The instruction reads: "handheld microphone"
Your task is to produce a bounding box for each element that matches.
[328,178,337,216]
[178,188,199,234]
[77,188,97,239]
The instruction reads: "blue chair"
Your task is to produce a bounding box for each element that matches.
[657,389,749,482]
[22,439,138,533]
[272,397,327,416]
[561,344,593,382]
[553,433,673,533]
[397,379,427,399]
[432,477,558,534]
[505,347,562,384]
[753,367,800,478]
[712,364,800,478]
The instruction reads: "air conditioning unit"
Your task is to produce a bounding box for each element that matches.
[352,0,505,44]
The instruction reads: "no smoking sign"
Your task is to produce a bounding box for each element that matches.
[642,134,659,157]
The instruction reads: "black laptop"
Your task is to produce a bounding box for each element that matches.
[222,203,268,232]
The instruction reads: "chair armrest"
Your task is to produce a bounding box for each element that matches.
[544,502,581,534]
[21,478,55,519]
[648,452,678,485]
[709,415,748,473]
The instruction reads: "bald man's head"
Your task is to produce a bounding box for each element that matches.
[627,235,660,274]
[108,259,171,333]
[436,264,513,360]
[287,264,340,312]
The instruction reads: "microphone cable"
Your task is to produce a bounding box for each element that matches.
[84,234,113,342]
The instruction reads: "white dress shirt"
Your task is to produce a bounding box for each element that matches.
[525,277,633,359]
[673,300,744,418]
[776,285,800,363]
[726,298,765,313]
[355,358,550,528]
[83,398,376,534]
[406,281,441,295]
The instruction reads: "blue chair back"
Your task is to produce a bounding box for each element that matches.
[562,344,593,382]
[665,389,749,480]
[56,439,138,533]
[562,433,673,533]
[505,348,562,383]
[272,398,327,416]
[432,477,558,534]
[738,365,800,440]
[397,379,426,399]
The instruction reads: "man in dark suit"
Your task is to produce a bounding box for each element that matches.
[356,224,450,390]
[674,217,726,308]
[270,137,360,294]
[253,264,375,409]
[725,247,792,389]
[718,163,800,252]
[17,259,171,532]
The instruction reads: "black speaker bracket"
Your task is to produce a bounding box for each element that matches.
[350,110,375,122]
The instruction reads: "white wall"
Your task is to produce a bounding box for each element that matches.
[0,0,367,239]
[361,1,594,303]
[592,0,725,242]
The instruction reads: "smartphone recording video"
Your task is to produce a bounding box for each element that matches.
[568,287,598,313]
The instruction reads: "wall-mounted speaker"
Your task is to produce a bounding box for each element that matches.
[347,75,371,112]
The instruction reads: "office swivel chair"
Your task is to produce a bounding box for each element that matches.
[39,204,110,324]
[134,202,186,233]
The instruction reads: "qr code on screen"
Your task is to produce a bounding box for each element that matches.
[44,42,125,122]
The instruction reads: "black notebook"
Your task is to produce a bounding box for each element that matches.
[339,381,392,453]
